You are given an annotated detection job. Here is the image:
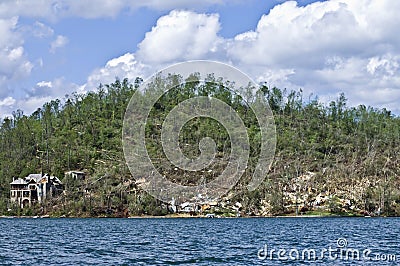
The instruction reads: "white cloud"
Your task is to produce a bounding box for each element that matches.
[50,35,68,53]
[223,0,400,113]
[0,97,16,107]
[84,53,150,91]
[7,47,24,61]
[137,10,222,64]
[0,96,17,119]
[0,1,54,20]
[83,10,225,92]
[255,68,295,85]
[30,78,79,99]
[0,17,33,99]
[2,78,82,117]
[36,81,53,88]
[367,54,399,76]
[32,21,54,38]
[228,1,367,67]
[19,96,53,114]
[0,16,22,52]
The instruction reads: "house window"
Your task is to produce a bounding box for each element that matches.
[29,185,36,190]
[17,191,21,197]
[23,191,30,197]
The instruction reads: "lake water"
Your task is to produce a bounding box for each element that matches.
[0,217,399,265]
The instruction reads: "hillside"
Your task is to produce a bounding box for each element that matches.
[0,75,399,217]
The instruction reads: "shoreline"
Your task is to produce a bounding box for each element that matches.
[0,214,390,219]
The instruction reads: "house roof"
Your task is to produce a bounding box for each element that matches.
[180,202,195,208]
[27,174,44,183]
[10,173,61,185]
[50,176,62,184]
[10,178,27,185]
[65,170,85,175]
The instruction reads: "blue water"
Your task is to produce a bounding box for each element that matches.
[0,217,399,265]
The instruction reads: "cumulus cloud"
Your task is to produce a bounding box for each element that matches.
[228,1,368,67]
[0,76,86,119]
[224,0,400,113]
[0,97,16,107]
[367,54,399,76]
[19,78,81,116]
[84,53,150,91]
[0,17,33,98]
[0,96,16,119]
[137,10,223,64]
[82,10,225,91]
[50,35,68,53]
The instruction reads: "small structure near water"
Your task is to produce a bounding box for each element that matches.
[10,173,63,208]
[64,170,85,180]
[167,198,241,217]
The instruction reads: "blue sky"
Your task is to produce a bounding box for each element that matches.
[0,0,399,118]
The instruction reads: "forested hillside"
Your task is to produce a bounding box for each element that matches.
[0,75,399,217]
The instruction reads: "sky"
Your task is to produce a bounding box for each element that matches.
[1,0,400,119]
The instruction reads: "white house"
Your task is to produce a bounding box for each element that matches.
[10,173,63,208]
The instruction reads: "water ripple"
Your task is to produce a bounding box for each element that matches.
[0,217,399,265]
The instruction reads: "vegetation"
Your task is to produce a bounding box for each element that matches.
[0,74,399,217]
